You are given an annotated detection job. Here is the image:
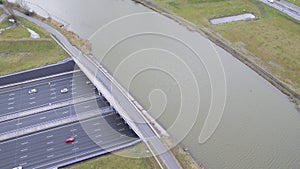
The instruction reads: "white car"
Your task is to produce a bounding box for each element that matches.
[267,0,274,3]
[60,88,68,93]
[12,166,22,169]
[28,88,37,94]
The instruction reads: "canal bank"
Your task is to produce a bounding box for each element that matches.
[17,1,300,169]
[132,0,300,108]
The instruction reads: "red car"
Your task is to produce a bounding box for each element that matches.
[65,137,75,143]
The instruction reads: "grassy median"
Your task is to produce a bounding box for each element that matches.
[0,16,68,76]
[149,0,300,94]
[63,143,161,169]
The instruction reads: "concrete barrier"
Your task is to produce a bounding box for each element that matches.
[0,58,75,86]
[0,107,113,142]
[0,95,99,123]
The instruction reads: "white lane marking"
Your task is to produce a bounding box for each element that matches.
[47,155,54,158]
[47,141,54,145]
[62,111,69,114]
[20,148,28,152]
[93,123,100,126]
[71,128,77,132]
[95,135,102,138]
[117,122,123,126]
[0,70,80,90]
[47,148,54,151]
[16,122,23,126]
[8,107,14,110]
[97,140,103,144]
[84,105,90,109]
[46,135,53,138]
[50,92,56,95]
[0,121,85,144]
[30,97,36,100]
[8,97,14,101]
[50,88,56,91]
[118,128,125,132]
[29,101,36,105]
[71,92,77,95]
[40,117,47,120]
[20,162,27,166]
[72,148,79,151]
[20,155,27,159]
[9,93,15,96]
[51,96,56,99]
[94,129,101,132]
[8,102,15,105]
[50,84,56,87]
[21,142,28,145]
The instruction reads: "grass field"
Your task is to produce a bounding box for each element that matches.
[0,16,68,75]
[286,0,300,7]
[149,0,300,94]
[63,143,161,169]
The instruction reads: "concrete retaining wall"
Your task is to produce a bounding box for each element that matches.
[0,58,76,86]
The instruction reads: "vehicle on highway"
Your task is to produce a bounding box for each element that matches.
[12,166,22,169]
[65,137,75,143]
[267,0,274,3]
[28,88,37,94]
[60,88,68,93]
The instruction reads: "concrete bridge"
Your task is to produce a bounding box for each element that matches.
[5,5,182,169]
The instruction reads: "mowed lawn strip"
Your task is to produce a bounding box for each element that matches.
[63,143,161,169]
[0,16,68,76]
[150,0,300,93]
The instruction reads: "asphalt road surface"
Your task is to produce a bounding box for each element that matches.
[0,69,139,169]
[3,7,182,169]
[0,115,138,169]
[0,71,96,116]
[0,98,109,134]
[260,0,300,21]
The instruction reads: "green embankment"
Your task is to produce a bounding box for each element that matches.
[148,0,300,95]
[0,16,68,75]
[286,0,300,7]
[63,143,161,169]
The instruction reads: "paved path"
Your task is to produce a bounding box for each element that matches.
[0,4,182,169]
[210,13,255,24]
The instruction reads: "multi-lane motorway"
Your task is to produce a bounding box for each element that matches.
[0,69,139,169]
[4,6,182,169]
[0,71,96,115]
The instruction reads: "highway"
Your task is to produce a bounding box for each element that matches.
[0,67,139,169]
[0,98,109,134]
[260,0,300,21]
[0,71,96,116]
[0,115,138,169]
[1,5,182,169]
